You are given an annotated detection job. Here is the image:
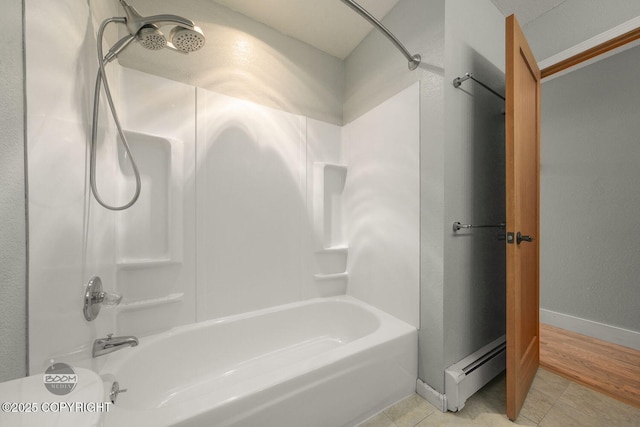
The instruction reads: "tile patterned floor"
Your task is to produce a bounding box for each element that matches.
[357,368,640,427]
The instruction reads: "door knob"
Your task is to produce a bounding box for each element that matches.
[516,232,534,244]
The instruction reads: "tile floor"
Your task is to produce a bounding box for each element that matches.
[357,368,640,427]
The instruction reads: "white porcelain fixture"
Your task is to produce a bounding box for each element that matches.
[99,296,417,426]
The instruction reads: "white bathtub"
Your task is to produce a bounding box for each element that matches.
[99,296,417,427]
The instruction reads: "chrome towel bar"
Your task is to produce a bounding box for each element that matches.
[453,221,505,232]
[453,73,505,101]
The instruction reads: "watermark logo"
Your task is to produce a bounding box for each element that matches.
[43,363,77,395]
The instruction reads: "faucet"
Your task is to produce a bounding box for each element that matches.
[93,334,139,357]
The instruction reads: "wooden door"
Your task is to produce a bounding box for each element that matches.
[505,14,541,421]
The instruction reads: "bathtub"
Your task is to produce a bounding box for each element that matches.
[99,296,417,427]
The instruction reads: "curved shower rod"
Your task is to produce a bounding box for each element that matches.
[340,0,421,70]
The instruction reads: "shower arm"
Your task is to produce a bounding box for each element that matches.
[119,0,195,34]
[340,0,421,70]
[131,14,195,30]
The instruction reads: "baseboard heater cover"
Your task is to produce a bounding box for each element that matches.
[444,335,506,412]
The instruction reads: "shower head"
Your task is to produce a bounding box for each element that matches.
[118,0,205,53]
[168,26,206,53]
[136,24,167,50]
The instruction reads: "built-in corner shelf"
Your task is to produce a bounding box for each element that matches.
[117,292,184,312]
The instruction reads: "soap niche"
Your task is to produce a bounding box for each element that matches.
[313,162,347,249]
[115,130,184,267]
[313,162,348,294]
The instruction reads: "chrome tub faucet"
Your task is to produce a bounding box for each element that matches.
[93,334,138,357]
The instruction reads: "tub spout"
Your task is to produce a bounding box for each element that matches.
[93,334,138,357]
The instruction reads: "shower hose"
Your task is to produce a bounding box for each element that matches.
[90,17,141,211]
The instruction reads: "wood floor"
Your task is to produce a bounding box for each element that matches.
[540,323,640,408]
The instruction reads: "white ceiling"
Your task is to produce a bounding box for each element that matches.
[210,0,569,59]
[489,0,569,25]
[211,0,400,59]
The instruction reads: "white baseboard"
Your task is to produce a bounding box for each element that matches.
[416,379,447,413]
[540,309,640,351]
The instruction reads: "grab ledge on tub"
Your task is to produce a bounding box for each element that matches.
[313,272,348,281]
[118,292,184,312]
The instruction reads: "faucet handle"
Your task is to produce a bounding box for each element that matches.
[83,276,123,321]
[106,333,113,340]
[101,292,123,306]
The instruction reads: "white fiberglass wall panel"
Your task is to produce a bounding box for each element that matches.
[343,83,420,328]
[196,88,311,320]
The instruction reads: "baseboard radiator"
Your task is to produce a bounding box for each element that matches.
[444,335,506,411]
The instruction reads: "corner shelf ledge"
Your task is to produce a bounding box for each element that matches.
[116,259,181,270]
[315,246,348,254]
[313,272,349,281]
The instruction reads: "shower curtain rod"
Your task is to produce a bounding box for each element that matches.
[340,0,421,70]
[453,73,505,101]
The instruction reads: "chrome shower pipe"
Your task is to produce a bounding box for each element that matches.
[340,0,421,70]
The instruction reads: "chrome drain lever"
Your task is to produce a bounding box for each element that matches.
[110,381,128,404]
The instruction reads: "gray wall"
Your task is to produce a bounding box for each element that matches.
[442,0,506,372]
[540,44,640,333]
[0,0,27,382]
[521,0,640,339]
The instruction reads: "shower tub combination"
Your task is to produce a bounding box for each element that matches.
[99,296,417,427]
[86,3,418,425]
